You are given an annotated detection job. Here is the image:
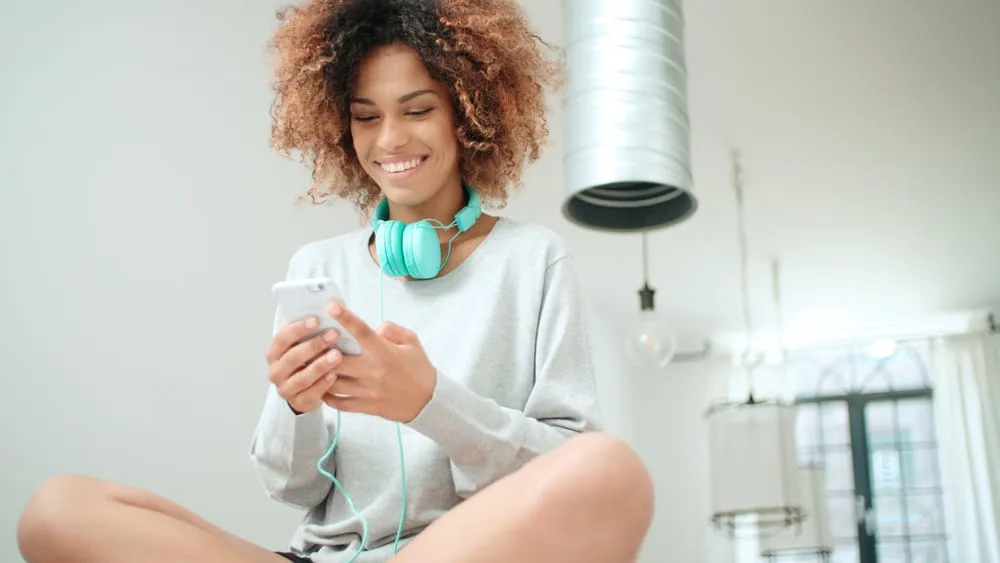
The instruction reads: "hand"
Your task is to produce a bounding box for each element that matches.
[265,317,343,414]
[321,301,437,423]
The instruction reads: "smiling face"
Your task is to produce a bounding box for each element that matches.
[349,43,462,217]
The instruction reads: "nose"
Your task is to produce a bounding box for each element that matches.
[376,116,409,152]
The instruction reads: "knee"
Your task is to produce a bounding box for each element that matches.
[538,433,655,532]
[18,475,106,559]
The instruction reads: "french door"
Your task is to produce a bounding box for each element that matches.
[795,391,949,562]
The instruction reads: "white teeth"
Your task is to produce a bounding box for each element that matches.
[380,158,422,173]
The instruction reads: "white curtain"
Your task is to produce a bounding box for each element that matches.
[930,332,1000,563]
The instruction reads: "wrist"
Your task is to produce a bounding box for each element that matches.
[406,366,437,422]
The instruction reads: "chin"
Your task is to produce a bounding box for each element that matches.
[375,183,432,207]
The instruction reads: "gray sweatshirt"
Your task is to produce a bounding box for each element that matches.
[248,217,603,562]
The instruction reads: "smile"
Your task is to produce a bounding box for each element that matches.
[377,156,427,175]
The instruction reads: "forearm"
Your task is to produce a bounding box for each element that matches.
[248,386,334,509]
[406,372,598,497]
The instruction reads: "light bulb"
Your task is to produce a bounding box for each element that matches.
[624,284,678,369]
[625,310,678,368]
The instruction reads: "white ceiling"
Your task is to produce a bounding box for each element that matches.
[506,0,1000,342]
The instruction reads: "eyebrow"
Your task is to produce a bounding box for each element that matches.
[350,89,436,106]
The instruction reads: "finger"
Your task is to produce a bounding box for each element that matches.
[278,348,342,399]
[269,329,340,385]
[376,322,415,345]
[328,301,382,351]
[266,316,320,364]
[330,353,370,379]
[287,373,337,413]
[290,371,339,412]
[325,375,369,399]
[290,388,328,414]
[323,394,369,415]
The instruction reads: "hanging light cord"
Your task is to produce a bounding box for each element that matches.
[641,231,650,285]
[732,149,757,400]
[771,258,786,354]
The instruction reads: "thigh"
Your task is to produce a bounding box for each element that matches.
[389,433,653,563]
[94,476,279,556]
[21,475,292,563]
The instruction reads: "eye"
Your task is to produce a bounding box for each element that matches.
[405,108,433,117]
[351,114,378,123]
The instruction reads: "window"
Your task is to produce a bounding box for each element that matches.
[790,339,949,563]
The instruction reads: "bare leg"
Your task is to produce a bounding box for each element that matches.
[391,432,654,563]
[17,475,290,563]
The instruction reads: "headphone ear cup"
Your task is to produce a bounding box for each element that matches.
[376,220,407,277]
[403,220,442,279]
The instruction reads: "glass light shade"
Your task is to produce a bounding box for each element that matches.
[706,399,805,537]
[624,309,678,368]
[760,466,834,558]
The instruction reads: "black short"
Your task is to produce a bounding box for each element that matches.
[276,553,311,563]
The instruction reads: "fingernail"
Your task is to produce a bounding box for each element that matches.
[325,350,340,363]
[305,317,318,329]
[323,330,338,342]
[328,302,342,317]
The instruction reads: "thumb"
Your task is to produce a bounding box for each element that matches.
[376,322,415,345]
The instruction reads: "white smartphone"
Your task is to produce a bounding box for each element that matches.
[271,277,362,355]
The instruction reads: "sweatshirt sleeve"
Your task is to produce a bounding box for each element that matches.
[247,249,335,509]
[248,381,335,509]
[404,255,603,498]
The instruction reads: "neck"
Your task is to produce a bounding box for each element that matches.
[387,178,467,244]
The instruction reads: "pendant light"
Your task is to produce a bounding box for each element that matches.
[623,232,678,368]
[705,149,805,537]
[561,0,697,231]
[760,464,834,561]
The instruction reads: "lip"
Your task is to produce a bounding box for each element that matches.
[375,155,428,181]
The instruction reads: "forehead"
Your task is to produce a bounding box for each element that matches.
[352,44,436,97]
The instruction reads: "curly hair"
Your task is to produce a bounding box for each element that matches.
[267,0,563,213]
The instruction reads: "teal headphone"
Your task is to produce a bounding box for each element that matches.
[370,183,482,279]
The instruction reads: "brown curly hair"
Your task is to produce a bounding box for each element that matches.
[267,0,563,214]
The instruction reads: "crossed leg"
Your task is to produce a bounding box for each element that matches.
[391,432,654,563]
[16,473,289,563]
[17,432,654,563]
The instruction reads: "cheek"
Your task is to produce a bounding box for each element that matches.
[428,122,458,160]
[349,126,371,160]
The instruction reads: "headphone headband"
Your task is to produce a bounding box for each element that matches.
[370,182,481,233]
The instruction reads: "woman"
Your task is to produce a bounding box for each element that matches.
[16,1,654,562]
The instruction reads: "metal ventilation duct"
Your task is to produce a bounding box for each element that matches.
[562,0,696,232]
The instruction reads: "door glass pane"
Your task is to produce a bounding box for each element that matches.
[876,540,908,562]
[865,397,949,562]
[873,493,905,537]
[908,539,949,562]
[796,403,821,452]
[896,400,937,445]
[865,401,898,447]
[870,448,904,492]
[824,446,856,493]
[796,401,851,450]
[904,446,942,490]
[827,493,858,540]
[906,492,947,535]
[831,542,860,563]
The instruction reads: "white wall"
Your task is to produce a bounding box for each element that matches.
[0,1,734,562]
[628,357,739,563]
[0,0,342,556]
